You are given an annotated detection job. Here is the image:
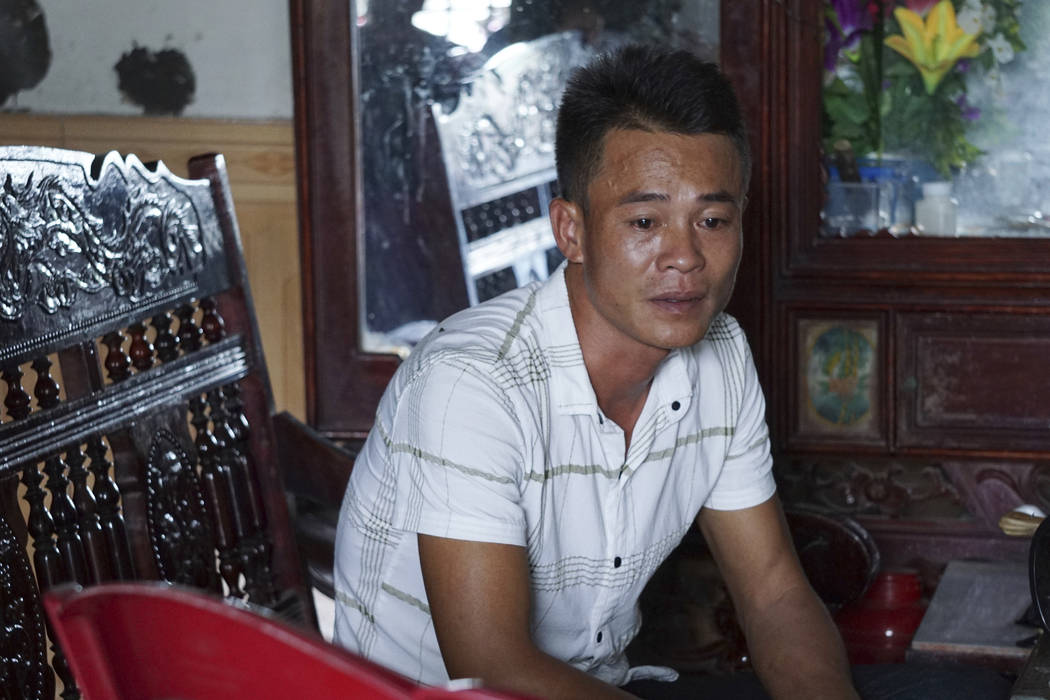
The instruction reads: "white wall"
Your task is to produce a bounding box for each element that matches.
[8,0,292,119]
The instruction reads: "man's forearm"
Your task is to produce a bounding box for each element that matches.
[741,583,858,700]
[457,644,637,700]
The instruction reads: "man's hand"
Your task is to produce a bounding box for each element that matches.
[698,498,860,700]
[418,534,637,699]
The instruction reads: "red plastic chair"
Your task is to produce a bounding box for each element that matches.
[43,582,532,700]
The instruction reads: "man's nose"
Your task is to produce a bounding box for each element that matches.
[658,221,705,273]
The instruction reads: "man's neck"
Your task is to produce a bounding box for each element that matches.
[564,265,668,447]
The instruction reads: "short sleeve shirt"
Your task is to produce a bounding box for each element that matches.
[332,265,776,686]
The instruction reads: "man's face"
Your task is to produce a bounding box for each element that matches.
[559,129,745,356]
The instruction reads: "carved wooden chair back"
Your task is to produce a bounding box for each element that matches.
[0,146,314,698]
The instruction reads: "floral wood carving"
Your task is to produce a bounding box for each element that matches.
[145,428,219,591]
[0,171,203,321]
[0,516,50,699]
[776,458,968,520]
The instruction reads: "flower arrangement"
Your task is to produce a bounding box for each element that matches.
[823,0,1025,176]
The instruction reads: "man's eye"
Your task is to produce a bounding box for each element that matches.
[701,217,725,229]
[632,218,653,230]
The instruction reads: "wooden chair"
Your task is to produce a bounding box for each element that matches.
[0,146,353,698]
[42,582,530,700]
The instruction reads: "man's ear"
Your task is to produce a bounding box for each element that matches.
[549,197,585,263]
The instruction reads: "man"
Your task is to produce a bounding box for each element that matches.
[334,45,857,699]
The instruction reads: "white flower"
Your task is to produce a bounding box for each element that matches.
[958,6,983,35]
[988,33,1015,63]
[981,4,998,28]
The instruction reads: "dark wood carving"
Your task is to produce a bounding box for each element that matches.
[66,443,109,585]
[31,357,60,409]
[145,427,219,591]
[777,458,968,521]
[2,365,31,421]
[152,311,179,362]
[42,455,88,586]
[85,435,134,582]
[127,322,154,372]
[0,147,322,696]
[0,163,204,323]
[212,382,277,606]
[0,514,51,699]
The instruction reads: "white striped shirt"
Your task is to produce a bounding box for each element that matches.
[333,264,776,687]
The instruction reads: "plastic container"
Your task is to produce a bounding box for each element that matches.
[915,181,957,236]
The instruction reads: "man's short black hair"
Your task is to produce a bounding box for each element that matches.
[555,44,751,211]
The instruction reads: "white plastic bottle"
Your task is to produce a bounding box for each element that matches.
[915,181,957,236]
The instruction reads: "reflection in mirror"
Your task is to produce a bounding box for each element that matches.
[821,0,1050,239]
[356,0,719,355]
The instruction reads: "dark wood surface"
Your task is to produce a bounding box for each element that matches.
[290,0,399,440]
[908,560,1034,673]
[0,147,325,698]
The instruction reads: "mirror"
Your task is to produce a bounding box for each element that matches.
[355,0,720,355]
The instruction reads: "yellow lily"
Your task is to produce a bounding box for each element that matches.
[885,0,980,94]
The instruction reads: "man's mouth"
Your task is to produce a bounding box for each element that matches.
[650,295,704,313]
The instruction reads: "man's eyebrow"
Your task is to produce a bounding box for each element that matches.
[615,190,740,206]
[616,191,668,205]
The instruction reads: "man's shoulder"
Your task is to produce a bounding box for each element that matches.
[399,282,548,384]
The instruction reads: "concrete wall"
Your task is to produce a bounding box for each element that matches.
[4,0,292,119]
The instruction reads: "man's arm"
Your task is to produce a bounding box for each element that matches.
[418,534,636,699]
[698,497,859,700]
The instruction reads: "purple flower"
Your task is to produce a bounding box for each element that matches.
[825,0,870,71]
[831,0,873,34]
[825,0,896,72]
[955,94,980,121]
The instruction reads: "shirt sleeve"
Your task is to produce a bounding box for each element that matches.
[381,356,528,546]
[703,324,777,511]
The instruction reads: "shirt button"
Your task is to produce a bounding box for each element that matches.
[613,556,622,568]
[596,631,603,643]
[671,400,681,411]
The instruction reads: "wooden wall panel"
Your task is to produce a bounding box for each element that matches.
[0,113,305,420]
[897,312,1050,453]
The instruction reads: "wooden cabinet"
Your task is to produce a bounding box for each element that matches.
[722,0,1050,570]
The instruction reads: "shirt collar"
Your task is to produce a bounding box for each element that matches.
[538,264,694,423]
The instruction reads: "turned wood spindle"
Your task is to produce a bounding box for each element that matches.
[127,321,155,372]
[42,454,89,586]
[190,395,244,597]
[85,435,135,581]
[31,356,61,410]
[210,385,275,605]
[18,460,79,697]
[152,311,180,363]
[176,303,203,354]
[67,442,113,584]
[2,364,32,421]
[101,330,131,383]
[200,296,226,343]
[21,463,64,589]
